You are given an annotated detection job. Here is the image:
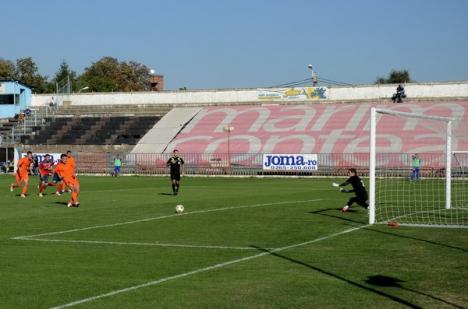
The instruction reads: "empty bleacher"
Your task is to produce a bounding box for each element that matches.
[24,116,160,145]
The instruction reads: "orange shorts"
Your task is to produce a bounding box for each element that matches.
[64,176,79,188]
[15,172,29,184]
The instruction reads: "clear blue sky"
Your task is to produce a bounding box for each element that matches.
[2,0,468,90]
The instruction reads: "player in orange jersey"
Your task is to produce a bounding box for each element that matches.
[57,150,76,194]
[54,154,80,207]
[10,151,33,198]
[66,150,76,172]
[55,150,75,194]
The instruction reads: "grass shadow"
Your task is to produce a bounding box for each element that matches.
[310,208,468,253]
[54,201,69,206]
[366,275,465,309]
[252,246,422,308]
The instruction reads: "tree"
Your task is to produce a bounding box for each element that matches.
[49,60,80,93]
[15,57,48,93]
[0,59,17,80]
[80,57,151,92]
[79,57,121,92]
[375,70,412,84]
[118,61,151,91]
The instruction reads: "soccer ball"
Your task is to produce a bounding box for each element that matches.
[175,204,184,214]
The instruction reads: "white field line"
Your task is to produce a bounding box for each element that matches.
[11,199,322,240]
[50,224,367,309]
[18,238,274,250]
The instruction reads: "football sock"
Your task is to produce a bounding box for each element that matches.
[172,184,176,193]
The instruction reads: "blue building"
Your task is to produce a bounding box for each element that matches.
[0,80,32,118]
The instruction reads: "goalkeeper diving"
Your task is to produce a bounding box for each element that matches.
[332,168,369,212]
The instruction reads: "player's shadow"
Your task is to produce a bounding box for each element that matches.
[309,208,468,253]
[54,201,69,206]
[251,246,422,308]
[158,193,176,196]
[366,275,465,309]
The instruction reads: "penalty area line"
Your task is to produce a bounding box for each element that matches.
[49,224,367,309]
[18,238,275,251]
[11,198,322,240]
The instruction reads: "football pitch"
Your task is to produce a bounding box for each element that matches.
[1,175,467,308]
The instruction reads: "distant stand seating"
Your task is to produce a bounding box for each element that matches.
[24,116,160,145]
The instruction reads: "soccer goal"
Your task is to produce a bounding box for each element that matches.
[369,108,468,228]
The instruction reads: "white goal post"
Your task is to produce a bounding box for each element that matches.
[369,108,455,226]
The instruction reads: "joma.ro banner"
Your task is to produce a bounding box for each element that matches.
[263,154,318,170]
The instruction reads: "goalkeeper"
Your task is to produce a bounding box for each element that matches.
[332,168,368,212]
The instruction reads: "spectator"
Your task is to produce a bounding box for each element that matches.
[112,156,122,177]
[18,113,25,124]
[392,84,406,103]
[410,154,421,181]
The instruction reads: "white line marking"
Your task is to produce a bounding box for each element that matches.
[50,224,367,309]
[18,238,274,250]
[12,199,322,240]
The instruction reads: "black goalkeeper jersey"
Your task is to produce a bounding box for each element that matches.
[167,156,184,174]
[341,175,367,196]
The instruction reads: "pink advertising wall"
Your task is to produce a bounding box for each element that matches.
[170,101,468,157]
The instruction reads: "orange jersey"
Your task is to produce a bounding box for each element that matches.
[55,161,75,180]
[67,156,76,172]
[17,157,32,174]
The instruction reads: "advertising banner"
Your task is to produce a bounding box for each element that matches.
[22,152,62,164]
[263,154,318,171]
[257,87,327,100]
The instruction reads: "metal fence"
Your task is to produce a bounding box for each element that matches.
[72,152,459,177]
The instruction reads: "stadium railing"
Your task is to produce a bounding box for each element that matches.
[72,152,453,177]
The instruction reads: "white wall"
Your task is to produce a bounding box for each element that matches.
[31,81,468,107]
[328,82,468,100]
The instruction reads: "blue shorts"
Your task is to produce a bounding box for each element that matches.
[53,173,62,183]
[40,174,50,183]
[114,166,121,173]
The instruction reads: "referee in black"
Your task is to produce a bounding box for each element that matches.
[336,168,368,212]
[167,149,184,195]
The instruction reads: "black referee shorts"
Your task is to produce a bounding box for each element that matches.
[170,173,181,181]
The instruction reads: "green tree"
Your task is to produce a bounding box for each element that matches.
[48,60,81,93]
[79,57,121,92]
[375,70,412,84]
[0,59,17,80]
[119,61,151,91]
[15,57,48,93]
[80,57,151,92]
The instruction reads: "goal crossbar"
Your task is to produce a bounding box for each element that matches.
[373,108,454,122]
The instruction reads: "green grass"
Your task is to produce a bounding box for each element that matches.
[1,175,467,308]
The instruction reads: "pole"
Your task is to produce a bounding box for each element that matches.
[446,120,452,209]
[369,108,376,224]
[227,129,230,171]
[223,125,234,175]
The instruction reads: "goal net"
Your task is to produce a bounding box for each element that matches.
[369,108,468,228]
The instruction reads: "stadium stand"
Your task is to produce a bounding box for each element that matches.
[165,101,468,156]
[23,116,160,145]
